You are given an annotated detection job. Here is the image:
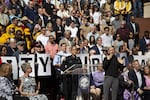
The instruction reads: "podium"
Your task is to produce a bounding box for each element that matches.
[62,64,101,100]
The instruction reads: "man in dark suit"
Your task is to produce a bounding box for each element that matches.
[65,10,80,27]
[50,9,62,25]
[128,16,140,46]
[90,37,103,54]
[139,31,150,54]
[34,8,48,27]
[128,60,150,100]
[53,18,65,44]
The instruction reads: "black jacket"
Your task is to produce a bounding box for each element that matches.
[103,55,123,77]
[61,55,82,71]
[128,69,146,91]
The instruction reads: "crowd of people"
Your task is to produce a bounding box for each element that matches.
[0,0,150,100]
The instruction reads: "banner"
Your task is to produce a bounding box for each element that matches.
[1,54,150,80]
[1,56,18,80]
[89,55,103,72]
[133,55,148,67]
[90,55,103,64]
[77,54,89,64]
[37,54,51,76]
[19,54,35,77]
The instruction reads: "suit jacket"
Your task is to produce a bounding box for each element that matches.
[53,24,65,43]
[128,22,140,34]
[34,14,48,26]
[128,69,146,91]
[139,37,147,54]
[90,45,102,54]
[50,15,61,25]
[65,16,80,27]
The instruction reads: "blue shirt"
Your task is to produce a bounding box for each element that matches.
[53,51,71,66]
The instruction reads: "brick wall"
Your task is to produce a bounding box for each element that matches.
[135,18,150,38]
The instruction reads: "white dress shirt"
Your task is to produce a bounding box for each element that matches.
[134,69,142,88]
[36,34,49,46]
[101,33,113,47]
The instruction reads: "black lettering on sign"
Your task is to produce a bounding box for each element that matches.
[21,58,32,62]
[39,57,49,72]
[84,56,88,64]
[7,60,12,64]
[92,58,100,64]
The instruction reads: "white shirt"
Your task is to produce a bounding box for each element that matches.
[51,0,60,9]
[39,14,45,27]
[57,10,70,18]
[96,44,103,55]
[66,26,78,38]
[91,11,101,25]
[23,0,29,5]
[86,32,100,41]
[53,51,71,66]
[134,69,142,88]
[98,0,106,8]
[131,22,136,34]
[101,33,113,47]
[144,37,150,44]
[36,34,49,46]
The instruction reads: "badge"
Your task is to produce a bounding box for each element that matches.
[79,76,90,89]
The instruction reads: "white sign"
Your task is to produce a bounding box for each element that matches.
[37,54,51,76]
[19,54,35,77]
[1,56,18,80]
[77,54,89,64]
[89,55,103,72]
[133,55,148,67]
[118,53,128,66]
[90,55,103,64]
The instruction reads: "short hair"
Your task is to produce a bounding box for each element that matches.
[104,26,109,30]
[11,17,18,22]
[132,59,139,65]
[21,63,31,73]
[144,30,149,36]
[49,35,54,38]
[0,63,12,77]
[46,22,52,28]
[120,20,126,25]
[107,46,115,51]
[64,30,71,36]
[60,43,67,46]
[96,37,102,42]
[71,45,77,50]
